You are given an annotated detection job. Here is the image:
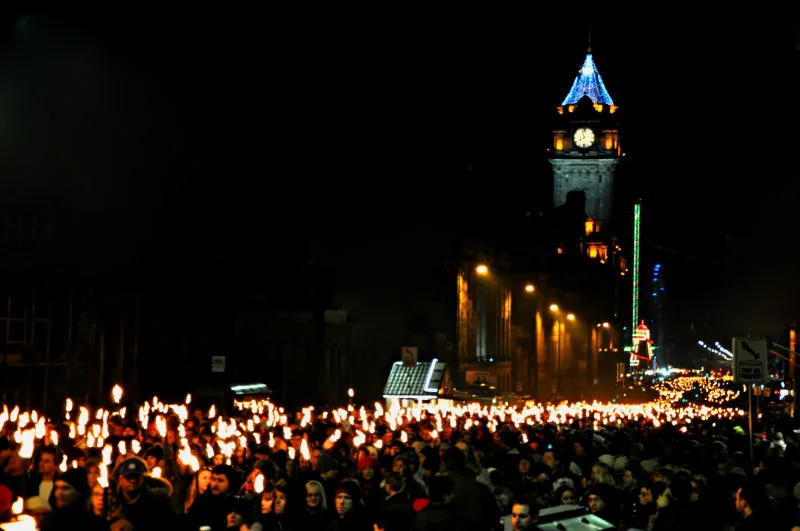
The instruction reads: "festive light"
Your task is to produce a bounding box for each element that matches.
[561,52,614,106]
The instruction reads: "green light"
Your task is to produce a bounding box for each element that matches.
[632,203,641,339]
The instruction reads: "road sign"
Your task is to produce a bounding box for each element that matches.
[401,347,418,367]
[733,337,768,385]
[211,356,226,373]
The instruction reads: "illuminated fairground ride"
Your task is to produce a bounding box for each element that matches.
[629,320,654,368]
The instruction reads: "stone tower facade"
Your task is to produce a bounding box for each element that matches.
[549,50,620,228]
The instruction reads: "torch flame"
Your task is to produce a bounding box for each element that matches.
[112,384,123,404]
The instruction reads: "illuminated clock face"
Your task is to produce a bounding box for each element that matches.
[573,128,595,148]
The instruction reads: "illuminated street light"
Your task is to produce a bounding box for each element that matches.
[476,264,488,275]
[602,322,610,328]
[525,284,535,293]
[566,313,576,321]
[549,304,559,312]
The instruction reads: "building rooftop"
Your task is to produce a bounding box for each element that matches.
[383,359,448,399]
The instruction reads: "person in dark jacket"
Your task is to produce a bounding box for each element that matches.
[40,466,109,531]
[113,456,176,531]
[441,447,499,531]
[185,463,246,531]
[410,474,457,531]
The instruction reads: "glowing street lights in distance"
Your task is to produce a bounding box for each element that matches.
[476,264,488,275]
[566,313,576,321]
[549,304,559,312]
[525,284,535,293]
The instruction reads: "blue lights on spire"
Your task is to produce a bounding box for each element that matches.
[561,53,614,105]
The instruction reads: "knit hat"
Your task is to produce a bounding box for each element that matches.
[59,467,90,498]
[357,456,378,472]
[335,479,362,504]
[143,445,164,462]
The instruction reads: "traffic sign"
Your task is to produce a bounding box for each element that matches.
[733,337,768,385]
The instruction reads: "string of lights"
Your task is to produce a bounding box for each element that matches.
[697,340,733,361]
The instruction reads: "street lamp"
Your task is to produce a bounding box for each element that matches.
[602,322,610,328]
[566,313,576,321]
[549,304,559,312]
[476,264,488,275]
[525,284,535,293]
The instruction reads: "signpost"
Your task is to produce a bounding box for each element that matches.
[733,338,768,385]
[733,337,768,464]
[401,347,418,367]
[211,356,226,373]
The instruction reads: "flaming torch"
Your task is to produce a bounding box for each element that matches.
[0,497,36,530]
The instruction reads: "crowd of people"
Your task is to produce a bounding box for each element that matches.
[0,396,799,530]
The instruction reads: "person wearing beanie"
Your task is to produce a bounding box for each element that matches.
[356,455,383,509]
[39,466,109,530]
[143,445,164,471]
[585,483,618,525]
[357,455,378,474]
[332,478,370,528]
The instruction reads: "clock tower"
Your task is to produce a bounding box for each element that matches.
[549,48,620,228]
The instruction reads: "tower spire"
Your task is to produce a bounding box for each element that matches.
[588,24,592,52]
[561,50,614,105]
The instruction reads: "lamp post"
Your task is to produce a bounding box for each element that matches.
[549,304,561,396]
[524,283,538,398]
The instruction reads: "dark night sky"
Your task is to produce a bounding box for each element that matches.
[0,11,796,348]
